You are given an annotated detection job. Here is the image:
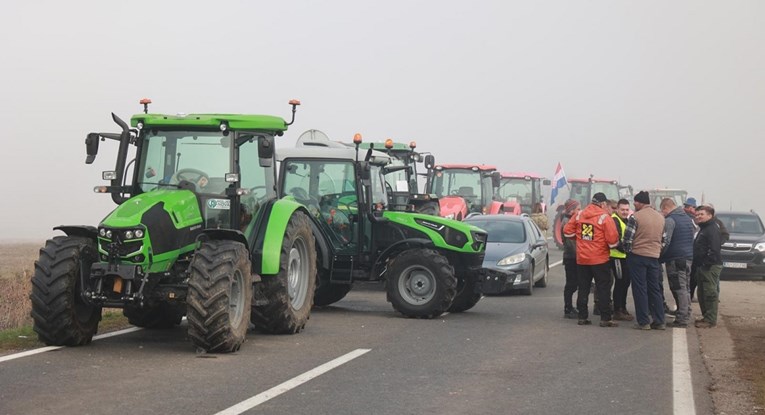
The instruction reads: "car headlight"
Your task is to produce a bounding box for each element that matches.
[497,253,526,266]
[755,242,765,252]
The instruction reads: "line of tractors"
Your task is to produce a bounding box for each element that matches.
[30,100,688,353]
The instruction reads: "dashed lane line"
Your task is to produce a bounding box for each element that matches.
[673,328,696,414]
[214,348,372,415]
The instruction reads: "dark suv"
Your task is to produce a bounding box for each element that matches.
[715,211,765,279]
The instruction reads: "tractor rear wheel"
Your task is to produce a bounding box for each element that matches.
[124,303,184,329]
[30,236,102,346]
[251,211,317,334]
[187,240,252,353]
[448,276,482,313]
[313,276,352,307]
[386,248,456,318]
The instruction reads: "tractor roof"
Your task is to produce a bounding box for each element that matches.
[569,178,618,184]
[277,146,392,165]
[501,172,544,179]
[435,164,497,171]
[358,141,412,151]
[130,113,289,132]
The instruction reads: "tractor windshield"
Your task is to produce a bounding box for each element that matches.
[497,178,532,205]
[570,182,620,207]
[431,169,482,201]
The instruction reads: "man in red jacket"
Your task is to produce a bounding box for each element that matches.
[563,192,620,327]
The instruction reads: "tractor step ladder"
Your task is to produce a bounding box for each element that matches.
[330,255,353,284]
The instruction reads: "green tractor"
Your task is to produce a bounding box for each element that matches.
[31,99,317,353]
[280,134,490,316]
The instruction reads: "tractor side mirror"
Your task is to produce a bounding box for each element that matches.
[258,136,274,167]
[491,171,501,187]
[85,133,100,164]
[423,155,435,170]
[543,179,551,186]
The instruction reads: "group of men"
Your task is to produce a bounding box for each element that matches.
[561,191,724,329]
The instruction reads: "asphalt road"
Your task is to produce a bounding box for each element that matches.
[0,250,715,415]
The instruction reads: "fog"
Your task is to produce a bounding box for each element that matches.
[1,1,763,242]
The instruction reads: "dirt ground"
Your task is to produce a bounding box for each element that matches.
[695,279,765,414]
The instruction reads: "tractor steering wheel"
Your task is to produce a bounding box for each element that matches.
[171,168,209,187]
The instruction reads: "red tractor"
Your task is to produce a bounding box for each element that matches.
[426,164,502,220]
[551,177,631,249]
[496,172,551,215]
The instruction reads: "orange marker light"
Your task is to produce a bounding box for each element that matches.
[409,141,416,149]
[139,98,152,105]
[353,133,363,144]
[385,138,394,149]
[289,99,301,106]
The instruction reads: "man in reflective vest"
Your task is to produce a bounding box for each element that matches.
[611,199,633,321]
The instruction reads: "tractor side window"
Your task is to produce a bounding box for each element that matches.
[239,138,276,234]
[370,166,388,208]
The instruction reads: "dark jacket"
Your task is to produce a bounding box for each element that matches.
[693,219,723,269]
[662,207,694,261]
[561,214,577,260]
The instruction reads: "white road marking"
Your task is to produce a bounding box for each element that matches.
[550,260,562,268]
[0,327,143,364]
[673,328,696,415]
[215,348,372,415]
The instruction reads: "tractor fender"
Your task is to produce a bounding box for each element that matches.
[373,238,435,278]
[488,200,504,215]
[260,198,310,275]
[53,225,98,240]
[439,196,468,220]
[198,229,248,247]
[308,219,331,272]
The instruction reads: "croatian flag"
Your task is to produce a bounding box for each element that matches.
[550,162,567,204]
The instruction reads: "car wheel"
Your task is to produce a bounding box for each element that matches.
[522,266,533,296]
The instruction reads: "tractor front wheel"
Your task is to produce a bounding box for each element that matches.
[251,211,317,334]
[448,276,482,313]
[187,240,252,353]
[30,236,102,346]
[386,249,456,318]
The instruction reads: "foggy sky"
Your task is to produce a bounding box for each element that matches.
[1,1,763,241]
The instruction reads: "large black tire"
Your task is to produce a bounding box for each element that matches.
[124,303,184,329]
[187,240,252,353]
[448,275,482,313]
[30,236,102,346]
[386,248,456,318]
[251,211,317,334]
[534,258,549,288]
[313,275,352,307]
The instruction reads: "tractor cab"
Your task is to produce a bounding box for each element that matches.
[649,188,687,210]
[568,177,622,209]
[426,164,502,220]
[496,172,551,214]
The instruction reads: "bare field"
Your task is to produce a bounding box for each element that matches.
[0,243,41,330]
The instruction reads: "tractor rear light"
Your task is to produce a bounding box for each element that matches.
[102,171,117,180]
[225,173,239,183]
[94,186,108,193]
[135,229,144,238]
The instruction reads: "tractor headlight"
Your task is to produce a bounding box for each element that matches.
[105,230,112,238]
[124,230,134,240]
[99,228,106,237]
[135,229,144,238]
[755,242,765,252]
[497,253,525,266]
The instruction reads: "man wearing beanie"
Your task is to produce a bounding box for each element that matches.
[560,199,581,318]
[623,190,667,330]
[563,192,620,327]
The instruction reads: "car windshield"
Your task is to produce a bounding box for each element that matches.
[716,214,765,235]
[466,220,526,243]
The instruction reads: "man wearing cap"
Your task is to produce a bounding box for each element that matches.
[563,192,620,327]
[623,190,668,330]
[560,199,581,318]
[683,197,698,221]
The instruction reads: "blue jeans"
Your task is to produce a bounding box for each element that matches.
[628,253,665,325]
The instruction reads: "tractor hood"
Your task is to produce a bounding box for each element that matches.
[101,189,203,229]
[382,211,487,253]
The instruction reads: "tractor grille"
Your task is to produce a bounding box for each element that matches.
[99,240,144,257]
